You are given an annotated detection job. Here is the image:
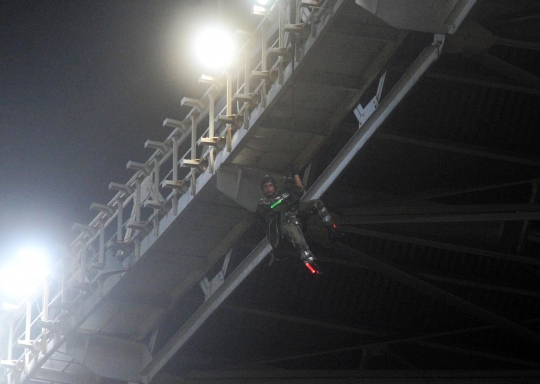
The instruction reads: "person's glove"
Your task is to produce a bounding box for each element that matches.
[290,164,298,176]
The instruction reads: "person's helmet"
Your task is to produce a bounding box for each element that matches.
[260,175,277,190]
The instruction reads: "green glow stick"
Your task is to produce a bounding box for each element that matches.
[270,193,289,209]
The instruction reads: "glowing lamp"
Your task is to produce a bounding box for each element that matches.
[0,247,51,303]
[193,26,235,70]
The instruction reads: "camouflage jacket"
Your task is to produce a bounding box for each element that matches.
[256,178,304,248]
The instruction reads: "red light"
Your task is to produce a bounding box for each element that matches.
[305,262,317,274]
[332,223,337,229]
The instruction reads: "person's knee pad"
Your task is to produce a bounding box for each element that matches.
[300,250,315,263]
[317,206,332,225]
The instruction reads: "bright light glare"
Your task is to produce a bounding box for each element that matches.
[0,247,51,302]
[193,26,235,70]
[257,0,270,4]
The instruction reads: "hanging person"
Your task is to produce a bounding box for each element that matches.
[256,168,342,274]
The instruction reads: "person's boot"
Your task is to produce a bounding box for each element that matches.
[300,250,322,274]
[327,223,344,243]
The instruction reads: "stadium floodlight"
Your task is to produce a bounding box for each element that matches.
[193,25,235,71]
[0,247,52,303]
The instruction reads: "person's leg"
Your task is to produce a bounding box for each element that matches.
[298,199,332,225]
[282,222,317,266]
[298,199,343,242]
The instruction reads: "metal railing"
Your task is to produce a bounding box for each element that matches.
[0,1,332,383]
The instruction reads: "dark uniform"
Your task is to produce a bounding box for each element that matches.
[256,175,338,271]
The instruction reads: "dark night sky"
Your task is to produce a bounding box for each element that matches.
[1,1,252,259]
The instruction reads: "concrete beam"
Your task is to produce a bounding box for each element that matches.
[153,370,540,383]
[340,226,540,267]
[333,242,540,347]
[337,203,540,224]
[66,332,151,383]
[374,132,540,167]
[33,367,99,384]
